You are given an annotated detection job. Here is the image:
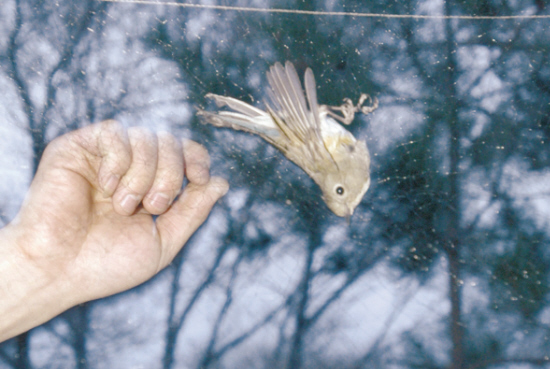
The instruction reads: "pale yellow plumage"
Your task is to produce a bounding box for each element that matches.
[197,61,378,217]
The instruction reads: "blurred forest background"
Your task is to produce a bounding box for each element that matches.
[1,0,550,368]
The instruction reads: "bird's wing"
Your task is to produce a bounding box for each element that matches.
[304,67,322,131]
[266,62,332,164]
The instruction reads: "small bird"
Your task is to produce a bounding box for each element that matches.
[197,61,377,217]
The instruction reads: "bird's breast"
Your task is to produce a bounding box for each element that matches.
[319,116,357,155]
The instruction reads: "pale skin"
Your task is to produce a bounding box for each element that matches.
[0,120,229,342]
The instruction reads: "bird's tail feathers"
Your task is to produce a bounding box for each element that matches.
[198,94,279,137]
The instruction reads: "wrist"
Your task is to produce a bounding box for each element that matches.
[0,223,76,342]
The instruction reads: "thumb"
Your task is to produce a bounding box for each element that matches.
[155,176,228,267]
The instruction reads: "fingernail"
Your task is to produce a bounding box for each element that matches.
[149,192,171,211]
[120,193,140,214]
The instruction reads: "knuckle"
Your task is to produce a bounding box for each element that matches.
[154,171,183,194]
[99,119,123,131]
[128,128,158,163]
[128,127,156,146]
[158,131,180,148]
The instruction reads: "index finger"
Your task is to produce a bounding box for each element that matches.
[182,139,210,186]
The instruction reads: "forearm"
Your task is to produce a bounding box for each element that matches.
[0,224,74,342]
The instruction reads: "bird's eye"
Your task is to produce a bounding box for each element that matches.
[335,186,345,195]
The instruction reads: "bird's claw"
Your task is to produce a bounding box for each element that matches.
[325,93,378,125]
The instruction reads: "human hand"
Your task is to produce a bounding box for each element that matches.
[0,121,228,340]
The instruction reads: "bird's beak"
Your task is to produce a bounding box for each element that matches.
[345,206,353,224]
